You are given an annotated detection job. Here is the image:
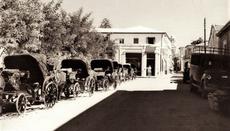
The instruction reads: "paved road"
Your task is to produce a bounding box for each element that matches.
[57,75,230,131]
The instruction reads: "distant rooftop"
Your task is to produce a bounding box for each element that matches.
[96,26,166,34]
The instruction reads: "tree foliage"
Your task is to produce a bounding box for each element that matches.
[99,18,112,28]
[0,0,116,61]
[0,0,45,53]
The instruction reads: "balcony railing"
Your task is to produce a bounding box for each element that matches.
[192,46,230,55]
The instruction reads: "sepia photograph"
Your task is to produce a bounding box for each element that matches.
[0,0,230,130]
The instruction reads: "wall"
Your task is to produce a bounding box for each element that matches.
[208,27,219,48]
[219,29,230,49]
[110,33,163,46]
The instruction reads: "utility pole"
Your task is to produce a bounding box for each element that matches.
[204,18,206,54]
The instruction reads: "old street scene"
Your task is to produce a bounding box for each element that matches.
[0,0,230,131]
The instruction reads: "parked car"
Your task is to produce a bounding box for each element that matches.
[190,48,230,95]
[190,46,230,112]
[91,59,115,91]
[1,54,58,114]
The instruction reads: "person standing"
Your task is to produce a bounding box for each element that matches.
[147,65,152,76]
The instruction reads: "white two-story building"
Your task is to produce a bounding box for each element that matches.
[97,26,173,77]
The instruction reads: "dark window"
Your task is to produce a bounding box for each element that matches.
[147,37,155,44]
[133,38,139,44]
[119,38,124,44]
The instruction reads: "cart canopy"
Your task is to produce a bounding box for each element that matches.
[61,59,89,78]
[4,54,45,84]
[112,61,119,70]
[123,63,131,69]
[118,64,123,68]
[91,59,113,74]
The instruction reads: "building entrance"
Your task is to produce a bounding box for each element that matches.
[126,53,142,76]
[147,53,155,76]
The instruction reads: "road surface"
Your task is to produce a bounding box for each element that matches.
[57,75,230,131]
[2,74,230,131]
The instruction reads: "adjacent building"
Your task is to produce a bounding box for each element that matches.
[217,21,230,50]
[97,26,173,77]
[208,25,223,48]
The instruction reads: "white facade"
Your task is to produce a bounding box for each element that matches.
[97,26,173,77]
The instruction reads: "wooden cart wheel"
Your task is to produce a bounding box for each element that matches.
[102,79,109,91]
[113,76,118,89]
[16,93,27,114]
[64,84,70,98]
[88,79,95,97]
[73,82,80,98]
[113,81,118,89]
[44,82,57,108]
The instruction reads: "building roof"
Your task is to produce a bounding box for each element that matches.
[217,21,230,36]
[208,24,223,44]
[213,25,223,32]
[96,26,166,34]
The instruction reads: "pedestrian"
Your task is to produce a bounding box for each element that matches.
[147,65,152,76]
[183,62,190,83]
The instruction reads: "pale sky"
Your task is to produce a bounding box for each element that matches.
[45,0,229,47]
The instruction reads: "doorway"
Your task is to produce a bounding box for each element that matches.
[126,53,142,76]
[147,53,155,76]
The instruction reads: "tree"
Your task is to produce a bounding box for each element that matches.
[41,0,63,55]
[191,37,203,45]
[0,0,116,61]
[0,0,45,53]
[99,18,112,28]
[65,8,93,56]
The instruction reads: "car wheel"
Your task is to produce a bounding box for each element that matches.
[200,81,208,98]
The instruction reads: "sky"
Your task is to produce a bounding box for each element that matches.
[45,0,229,47]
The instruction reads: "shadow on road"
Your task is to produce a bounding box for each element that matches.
[57,80,230,131]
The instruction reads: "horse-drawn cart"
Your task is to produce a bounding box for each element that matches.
[91,59,115,91]
[56,59,95,98]
[1,54,58,114]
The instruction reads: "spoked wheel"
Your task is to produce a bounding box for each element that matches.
[16,93,27,114]
[113,79,118,89]
[88,79,95,97]
[102,79,109,91]
[73,82,80,98]
[64,84,70,98]
[44,82,58,108]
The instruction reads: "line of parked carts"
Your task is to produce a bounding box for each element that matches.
[0,54,137,114]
